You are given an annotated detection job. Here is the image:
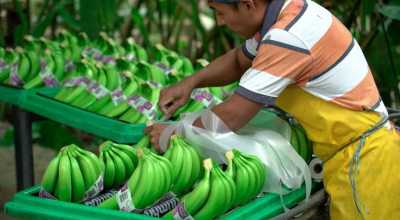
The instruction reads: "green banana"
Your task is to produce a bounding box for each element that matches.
[67,149,86,203]
[110,146,135,180]
[0,48,19,83]
[111,142,138,168]
[107,150,126,188]
[40,152,62,195]
[23,49,56,89]
[162,160,212,219]
[57,149,72,202]
[192,158,233,220]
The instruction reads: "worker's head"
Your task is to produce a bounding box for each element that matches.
[208,0,270,39]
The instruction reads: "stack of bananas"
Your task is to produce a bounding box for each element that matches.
[98,148,173,210]
[163,134,204,196]
[0,29,240,123]
[40,144,103,203]
[99,140,138,189]
[225,149,266,208]
[289,122,313,163]
[162,158,236,220]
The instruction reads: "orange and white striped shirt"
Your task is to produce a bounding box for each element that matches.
[236,0,387,117]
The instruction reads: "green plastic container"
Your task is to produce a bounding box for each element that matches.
[4,181,323,220]
[19,91,147,144]
[0,84,61,106]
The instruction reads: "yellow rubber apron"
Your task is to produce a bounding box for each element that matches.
[275,86,400,220]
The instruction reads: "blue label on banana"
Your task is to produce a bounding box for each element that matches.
[64,76,91,88]
[39,57,61,87]
[143,197,179,217]
[9,62,24,86]
[173,201,195,220]
[0,58,8,72]
[190,89,222,108]
[88,80,109,99]
[110,86,126,106]
[126,94,158,120]
[64,59,76,72]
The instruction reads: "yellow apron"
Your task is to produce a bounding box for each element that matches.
[275,86,400,219]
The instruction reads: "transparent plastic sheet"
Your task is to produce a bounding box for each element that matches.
[159,109,311,210]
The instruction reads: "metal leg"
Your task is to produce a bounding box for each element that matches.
[12,105,34,191]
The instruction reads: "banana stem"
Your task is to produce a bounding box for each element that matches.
[203,158,213,170]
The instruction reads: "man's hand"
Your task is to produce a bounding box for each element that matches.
[142,123,171,152]
[158,78,194,119]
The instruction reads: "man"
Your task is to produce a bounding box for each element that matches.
[143,0,400,219]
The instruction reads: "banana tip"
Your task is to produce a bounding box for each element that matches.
[203,158,213,170]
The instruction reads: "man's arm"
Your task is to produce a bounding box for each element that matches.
[158,45,252,118]
[193,92,264,132]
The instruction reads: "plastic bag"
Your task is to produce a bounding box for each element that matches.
[159,109,311,207]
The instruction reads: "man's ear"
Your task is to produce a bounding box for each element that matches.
[241,0,256,14]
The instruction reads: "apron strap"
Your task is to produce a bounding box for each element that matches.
[321,116,388,220]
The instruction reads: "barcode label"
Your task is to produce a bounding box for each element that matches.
[125,54,137,62]
[39,56,61,87]
[117,182,135,212]
[38,185,57,200]
[102,55,116,66]
[0,58,8,72]
[119,72,127,83]
[87,80,109,99]
[83,173,104,201]
[190,89,222,108]
[164,66,176,79]
[154,62,167,72]
[119,192,128,201]
[64,59,76,72]
[173,201,195,220]
[82,47,103,61]
[9,62,24,86]
[63,76,91,88]
[126,94,158,120]
[110,86,126,106]
[147,80,164,89]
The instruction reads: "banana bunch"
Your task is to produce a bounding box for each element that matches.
[163,135,204,196]
[40,144,103,203]
[98,148,173,210]
[289,121,313,163]
[124,37,148,62]
[54,59,95,104]
[163,158,236,220]
[119,81,163,124]
[135,61,167,87]
[99,140,138,189]
[23,49,65,89]
[225,149,266,208]
[0,48,19,83]
[171,87,212,119]
[97,71,142,118]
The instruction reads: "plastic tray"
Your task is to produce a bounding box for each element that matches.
[0,84,61,106]
[4,181,323,220]
[18,91,148,144]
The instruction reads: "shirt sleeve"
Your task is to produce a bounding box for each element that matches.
[242,36,259,60]
[236,29,314,105]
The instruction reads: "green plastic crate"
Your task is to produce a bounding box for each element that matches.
[18,91,147,144]
[0,84,61,106]
[4,181,323,220]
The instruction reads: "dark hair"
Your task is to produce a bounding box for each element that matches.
[224,0,272,11]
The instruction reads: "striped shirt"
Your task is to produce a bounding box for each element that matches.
[236,0,387,117]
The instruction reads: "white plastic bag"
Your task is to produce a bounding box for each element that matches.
[159,109,311,207]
